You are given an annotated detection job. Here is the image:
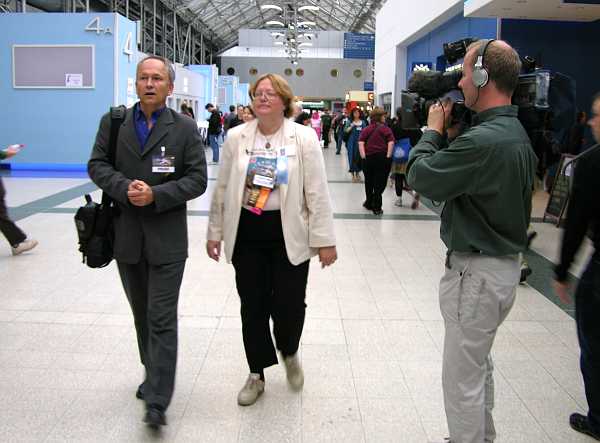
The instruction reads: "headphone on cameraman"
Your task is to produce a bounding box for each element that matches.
[472,39,495,89]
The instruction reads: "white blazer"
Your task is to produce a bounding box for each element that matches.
[207,118,336,265]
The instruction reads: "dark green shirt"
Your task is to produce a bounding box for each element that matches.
[407,105,537,256]
[0,150,6,160]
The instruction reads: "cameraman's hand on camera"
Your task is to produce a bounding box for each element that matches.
[427,99,453,135]
[446,121,464,142]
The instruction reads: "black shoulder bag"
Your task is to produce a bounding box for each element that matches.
[74,106,126,268]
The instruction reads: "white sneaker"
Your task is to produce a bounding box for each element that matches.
[11,239,38,256]
[394,197,403,207]
[282,353,304,391]
[237,373,264,406]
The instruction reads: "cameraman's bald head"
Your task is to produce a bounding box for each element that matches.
[466,40,522,96]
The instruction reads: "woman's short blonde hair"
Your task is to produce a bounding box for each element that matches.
[249,73,295,118]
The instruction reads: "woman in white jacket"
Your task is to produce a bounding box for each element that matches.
[206,73,337,406]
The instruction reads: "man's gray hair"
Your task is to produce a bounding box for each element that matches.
[137,55,176,84]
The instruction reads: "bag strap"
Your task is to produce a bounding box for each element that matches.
[364,122,380,149]
[101,105,127,206]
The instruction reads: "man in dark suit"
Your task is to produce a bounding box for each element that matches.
[88,55,207,428]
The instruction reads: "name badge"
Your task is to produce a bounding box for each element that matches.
[152,155,175,173]
[253,174,274,188]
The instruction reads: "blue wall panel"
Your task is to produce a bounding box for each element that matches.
[117,14,139,108]
[187,65,218,118]
[0,13,133,168]
[501,18,600,117]
[406,13,497,82]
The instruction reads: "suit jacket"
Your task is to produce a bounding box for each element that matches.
[207,118,336,266]
[88,105,207,265]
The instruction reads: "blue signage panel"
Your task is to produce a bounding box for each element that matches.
[343,33,375,59]
[363,81,374,91]
[411,61,433,72]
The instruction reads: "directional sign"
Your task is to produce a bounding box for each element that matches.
[343,33,375,60]
[363,81,374,91]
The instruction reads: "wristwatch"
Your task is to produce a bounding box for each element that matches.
[421,126,441,135]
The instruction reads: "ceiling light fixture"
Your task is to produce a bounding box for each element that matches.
[261,4,283,12]
[298,5,320,12]
[297,21,316,27]
[266,20,285,26]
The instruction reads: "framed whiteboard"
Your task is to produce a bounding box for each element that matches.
[13,45,95,89]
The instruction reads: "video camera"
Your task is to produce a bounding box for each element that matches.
[400,37,560,132]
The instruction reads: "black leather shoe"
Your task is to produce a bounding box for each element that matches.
[362,201,372,210]
[373,209,383,216]
[144,406,166,429]
[570,413,600,440]
[136,381,146,400]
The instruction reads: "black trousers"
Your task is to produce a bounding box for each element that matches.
[117,259,185,410]
[394,173,405,197]
[322,125,331,147]
[575,257,600,433]
[232,209,309,372]
[0,177,26,246]
[363,152,392,211]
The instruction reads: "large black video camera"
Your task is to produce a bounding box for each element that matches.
[399,37,574,137]
[400,38,476,130]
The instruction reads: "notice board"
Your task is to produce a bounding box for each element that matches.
[13,45,95,89]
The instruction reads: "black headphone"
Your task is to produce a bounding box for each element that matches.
[472,39,495,89]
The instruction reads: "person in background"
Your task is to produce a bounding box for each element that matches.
[310,110,321,140]
[206,73,336,407]
[229,105,245,129]
[321,108,332,149]
[242,106,255,123]
[358,107,394,215]
[291,103,303,121]
[0,145,38,255]
[205,103,222,164]
[553,92,600,442]
[223,104,238,137]
[388,108,422,208]
[344,108,366,183]
[295,112,311,127]
[180,103,193,118]
[335,109,349,155]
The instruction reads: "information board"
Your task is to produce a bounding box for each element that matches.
[543,153,575,226]
[13,45,94,89]
[343,33,375,59]
[363,81,374,91]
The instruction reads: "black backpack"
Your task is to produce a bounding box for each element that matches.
[74,106,126,268]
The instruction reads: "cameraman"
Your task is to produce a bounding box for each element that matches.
[407,40,537,443]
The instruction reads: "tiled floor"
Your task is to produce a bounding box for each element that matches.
[0,144,595,442]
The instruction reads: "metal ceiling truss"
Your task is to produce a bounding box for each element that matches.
[179,0,380,53]
[103,0,220,63]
